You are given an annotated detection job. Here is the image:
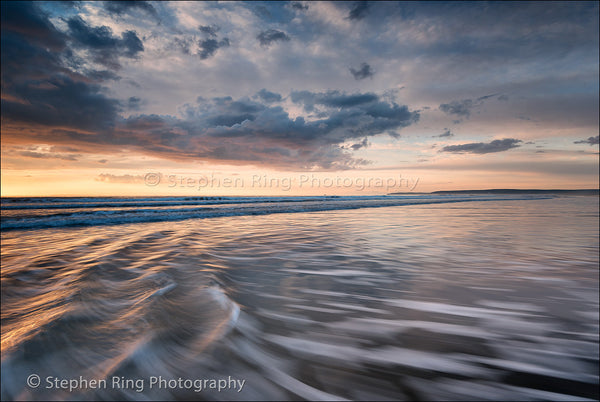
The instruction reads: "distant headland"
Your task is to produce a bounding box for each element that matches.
[390,189,599,195]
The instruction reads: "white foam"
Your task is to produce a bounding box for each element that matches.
[2,195,547,231]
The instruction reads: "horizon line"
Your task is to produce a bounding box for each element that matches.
[1,188,599,199]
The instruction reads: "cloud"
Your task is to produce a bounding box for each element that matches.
[95,173,145,183]
[47,91,414,169]
[127,96,142,110]
[2,75,120,131]
[102,1,159,21]
[251,5,272,20]
[1,3,121,132]
[254,89,282,103]
[198,38,230,59]
[348,1,370,20]
[171,91,417,168]
[199,25,219,37]
[290,2,309,11]
[439,94,499,119]
[18,151,79,161]
[1,3,66,87]
[434,129,454,138]
[66,16,144,68]
[440,138,522,154]
[291,90,379,111]
[86,69,121,81]
[257,29,290,47]
[477,93,499,101]
[574,136,599,145]
[172,36,194,54]
[208,113,256,127]
[439,99,475,118]
[349,138,369,150]
[2,85,418,170]
[0,1,66,51]
[188,91,417,142]
[120,31,144,57]
[349,62,374,80]
[5,1,594,177]
[197,26,230,59]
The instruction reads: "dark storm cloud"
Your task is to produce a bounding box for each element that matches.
[441,138,522,154]
[196,25,230,59]
[108,92,419,169]
[288,90,418,140]
[0,1,66,51]
[103,1,158,20]
[348,1,370,20]
[199,38,219,59]
[1,2,120,132]
[208,114,256,127]
[0,2,68,88]
[1,3,418,169]
[209,96,266,114]
[191,92,417,145]
[66,16,143,68]
[290,2,308,11]
[291,90,379,111]
[3,82,418,169]
[349,62,374,80]
[199,25,219,37]
[1,29,63,87]
[254,89,282,103]
[2,76,120,131]
[257,29,290,47]
[574,136,599,145]
[120,31,144,56]
[198,38,230,59]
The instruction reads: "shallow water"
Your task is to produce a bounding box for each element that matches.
[1,196,598,400]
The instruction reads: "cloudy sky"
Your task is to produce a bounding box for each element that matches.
[1,1,598,196]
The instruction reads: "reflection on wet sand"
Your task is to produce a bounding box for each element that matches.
[1,196,598,400]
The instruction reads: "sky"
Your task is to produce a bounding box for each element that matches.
[1,1,598,196]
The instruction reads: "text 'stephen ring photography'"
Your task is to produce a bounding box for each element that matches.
[1,1,598,401]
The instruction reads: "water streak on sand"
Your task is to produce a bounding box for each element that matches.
[1,196,598,400]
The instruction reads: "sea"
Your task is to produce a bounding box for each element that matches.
[1,194,598,401]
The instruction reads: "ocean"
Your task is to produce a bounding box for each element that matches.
[1,194,598,400]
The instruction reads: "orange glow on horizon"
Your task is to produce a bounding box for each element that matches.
[2,166,598,197]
